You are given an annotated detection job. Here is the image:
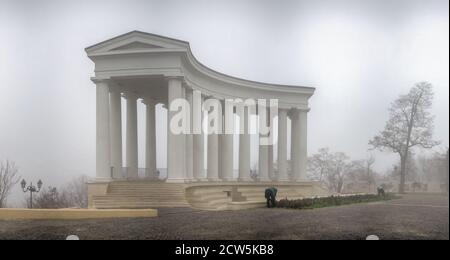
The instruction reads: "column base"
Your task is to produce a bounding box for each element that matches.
[193,178,209,182]
[166,178,188,183]
[237,178,254,182]
[220,178,236,182]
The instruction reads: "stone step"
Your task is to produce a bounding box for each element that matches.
[109,183,185,187]
[93,204,190,209]
[109,187,185,191]
[93,200,188,203]
[109,187,183,190]
[94,194,186,199]
[93,200,188,204]
[93,199,187,203]
[188,198,231,206]
[187,193,228,201]
[108,191,185,195]
[92,182,190,209]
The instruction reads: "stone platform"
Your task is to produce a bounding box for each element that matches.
[88,181,330,211]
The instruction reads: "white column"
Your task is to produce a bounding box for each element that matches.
[167,77,186,182]
[125,91,138,178]
[299,109,308,181]
[207,103,220,181]
[143,98,157,178]
[109,84,122,178]
[290,109,301,181]
[193,96,205,180]
[238,106,251,181]
[185,88,194,181]
[220,100,234,181]
[268,145,274,180]
[258,107,270,182]
[95,80,111,180]
[259,143,270,181]
[277,109,289,181]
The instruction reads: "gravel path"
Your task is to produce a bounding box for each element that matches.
[0,193,448,240]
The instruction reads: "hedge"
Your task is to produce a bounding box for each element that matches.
[276,193,398,210]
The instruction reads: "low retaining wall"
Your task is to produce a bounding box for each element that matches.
[0,208,158,220]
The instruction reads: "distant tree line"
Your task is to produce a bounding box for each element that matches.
[308,82,448,194]
[1,159,88,209]
[24,175,88,209]
[308,148,379,193]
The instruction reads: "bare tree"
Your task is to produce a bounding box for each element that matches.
[33,186,69,209]
[308,147,333,182]
[308,148,355,193]
[29,175,89,209]
[370,82,439,193]
[349,155,378,191]
[0,160,20,208]
[329,152,355,193]
[62,175,88,208]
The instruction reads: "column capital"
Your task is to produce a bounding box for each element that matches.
[203,94,215,100]
[288,107,310,114]
[182,81,194,91]
[141,97,157,106]
[122,91,139,100]
[165,75,184,83]
[278,108,288,116]
[301,108,311,113]
[108,82,122,93]
[288,107,310,119]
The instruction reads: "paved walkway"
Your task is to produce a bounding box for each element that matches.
[0,193,448,240]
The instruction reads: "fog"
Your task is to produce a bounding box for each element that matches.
[0,0,448,206]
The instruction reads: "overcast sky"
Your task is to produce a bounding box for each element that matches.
[0,0,448,205]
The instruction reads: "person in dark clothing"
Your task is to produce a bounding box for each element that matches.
[265,187,278,208]
[377,186,386,197]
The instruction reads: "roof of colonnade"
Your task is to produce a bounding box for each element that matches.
[85,31,315,109]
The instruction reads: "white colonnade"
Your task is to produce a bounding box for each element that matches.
[94,78,309,183]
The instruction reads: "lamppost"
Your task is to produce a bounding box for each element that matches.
[21,179,43,209]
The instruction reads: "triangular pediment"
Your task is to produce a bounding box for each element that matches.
[110,41,163,51]
[86,31,189,55]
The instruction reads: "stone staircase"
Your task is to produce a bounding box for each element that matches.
[91,182,190,209]
[185,186,232,210]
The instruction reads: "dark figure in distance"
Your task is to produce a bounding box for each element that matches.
[265,187,278,208]
[377,186,386,197]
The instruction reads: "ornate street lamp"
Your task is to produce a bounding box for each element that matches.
[21,179,43,209]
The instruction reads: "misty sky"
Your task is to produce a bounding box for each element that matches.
[0,0,448,206]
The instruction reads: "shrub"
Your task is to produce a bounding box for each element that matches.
[276,193,398,209]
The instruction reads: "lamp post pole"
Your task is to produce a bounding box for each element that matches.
[21,179,43,209]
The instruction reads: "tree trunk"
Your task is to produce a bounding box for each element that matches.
[445,150,449,193]
[337,178,344,194]
[399,155,407,194]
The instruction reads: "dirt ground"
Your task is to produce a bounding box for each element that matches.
[0,193,448,240]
